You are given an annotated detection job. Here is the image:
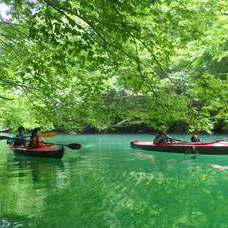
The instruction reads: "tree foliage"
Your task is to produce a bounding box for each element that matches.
[0,0,227,133]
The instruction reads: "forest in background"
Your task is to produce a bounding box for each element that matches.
[0,0,227,134]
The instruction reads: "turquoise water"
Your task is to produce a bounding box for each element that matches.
[0,134,228,228]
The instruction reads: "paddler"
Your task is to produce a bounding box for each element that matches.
[191,134,201,142]
[13,126,27,146]
[28,127,46,148]
[153,130,173,145]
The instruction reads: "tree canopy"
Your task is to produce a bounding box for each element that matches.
[0,0,227,133]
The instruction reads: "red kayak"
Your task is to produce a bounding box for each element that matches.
[130,140,228,155]
[11,145,64,159]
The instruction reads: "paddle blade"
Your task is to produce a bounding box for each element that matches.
[0,136,10,140]
[41,132,58,137]
[67,143,81,150]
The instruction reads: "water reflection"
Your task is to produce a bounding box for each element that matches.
[12,155,65,182]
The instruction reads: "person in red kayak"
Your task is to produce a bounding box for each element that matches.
[13,126,27,147]
[191,134,201,142]
[28,127,46,148]
[153,131,173,145]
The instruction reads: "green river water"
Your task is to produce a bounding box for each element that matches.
[1,134,228,228]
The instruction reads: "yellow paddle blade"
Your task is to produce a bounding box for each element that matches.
[41,132,58,137]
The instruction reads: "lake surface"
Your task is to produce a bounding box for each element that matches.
[0,134,228,228]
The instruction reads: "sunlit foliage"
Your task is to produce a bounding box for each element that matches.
[0,0,227,132]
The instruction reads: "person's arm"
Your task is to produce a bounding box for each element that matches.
[38,137,54,146]
[37,137,44,147]
[166,135,173,142]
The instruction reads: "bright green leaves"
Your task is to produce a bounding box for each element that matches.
[166,2,228,133]
[192,74,228,118]
[0,0,227,132]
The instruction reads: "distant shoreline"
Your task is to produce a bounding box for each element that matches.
[1,125,227,135]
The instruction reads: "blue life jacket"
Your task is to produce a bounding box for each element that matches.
[14,134,26,146]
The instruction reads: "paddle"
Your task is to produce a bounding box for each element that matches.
[33,142,81,150]
[0,136,81,150]
[0,135,13,140]
[54,143,81,150]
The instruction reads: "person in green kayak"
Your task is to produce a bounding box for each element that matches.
[13,126,27,146]
[153,131,174,144]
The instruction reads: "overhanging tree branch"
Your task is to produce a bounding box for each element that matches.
[0,95,14,100]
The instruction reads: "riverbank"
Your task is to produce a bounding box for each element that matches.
[1,121,228,135]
